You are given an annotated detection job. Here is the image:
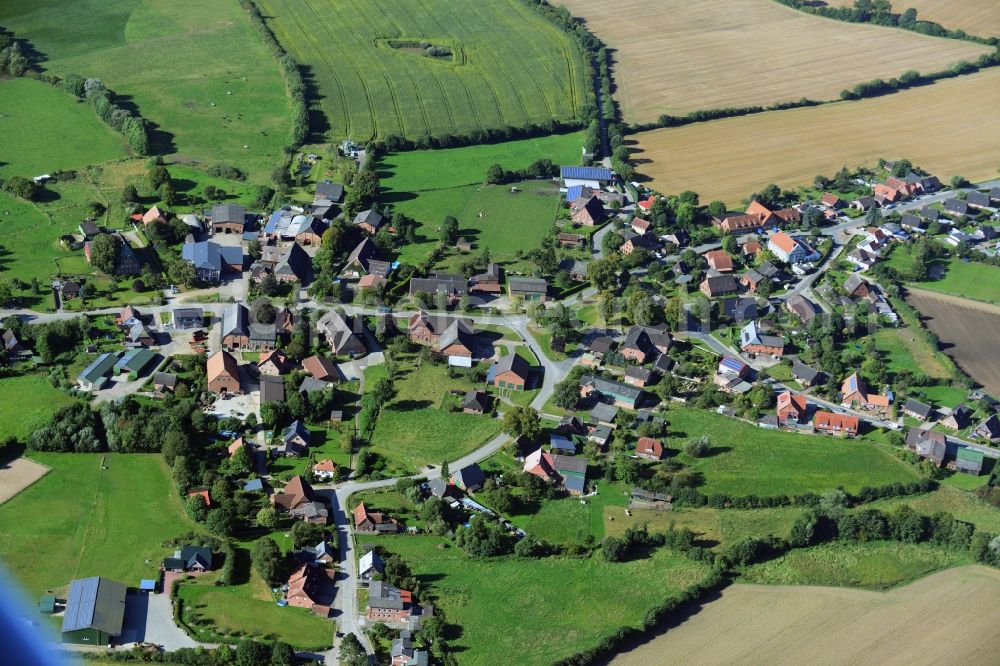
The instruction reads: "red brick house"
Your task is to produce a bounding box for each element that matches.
[635,437,664,461]
[493,353,530,390]
[776,390,808,425]
[353,502,400,534]
[814,411,860,437]
[285,563,325,609]
[407,312,476,358]
[206,351,241,395]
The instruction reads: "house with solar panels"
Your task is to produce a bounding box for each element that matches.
[560,166,613,191]
[61,576,127,646]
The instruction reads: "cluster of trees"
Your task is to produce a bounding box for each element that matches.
[1,176,39,201]
[483,158,558,185]
[0,30,29,76]
[4,315,86,364]
[358,376,394,441]
[237,0,308,149]
[602,524,686,562]
[60,76,149,155]
[88,233,122,275]
[454,514,516,556]
[343,166,379,219]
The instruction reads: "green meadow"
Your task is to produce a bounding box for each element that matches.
[0,375,77,442]
[362,534,713,666]
[0,78,129,179]
[0,0,292,183]
[0,453,200,596]
[665,407,919,496]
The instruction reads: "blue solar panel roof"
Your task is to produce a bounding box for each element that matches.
[560,166,613,181]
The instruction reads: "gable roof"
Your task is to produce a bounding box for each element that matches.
[315,180,344,201]
[560,166,612,181]
[451,463,486,490]
[494,353,530,379]
[461,390,492,412]
[282,420,311,444]
[206,350,239,383]
[302,355,338,381]
[62,577,126,636]
[902,398,933,419]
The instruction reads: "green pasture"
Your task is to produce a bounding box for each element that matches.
[0,453,200,596]
[664,407,919,496]
[256,0,588,141]
[366,356,501,474]
[0,78,129,179]
[0,375,76,443]
[362,534,713,666]
[0,0,292,183]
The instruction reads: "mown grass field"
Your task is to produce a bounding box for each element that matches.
[823,0,1000,37]
[611,566,1000,666]
[508,480,629,546]
[663,407,919,496]
[364,534,713,666]
[378,132,582,268]
[560,0,989,124]
[873,328,950,379]
[635,67,1000,205]
[0,0,291,183]
[886,247,1000,305]
[177,568,332,649]
[604,505,805,550]
[256,0,588,141]
[741,541,969,589]
[0,453,199,596]
[0,78,129,179]
[367,357,501,474]
[0,376,76,443]
[0,190,92,286]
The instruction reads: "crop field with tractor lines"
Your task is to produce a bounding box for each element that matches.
[560,0,990,123]
[256,0,589,141]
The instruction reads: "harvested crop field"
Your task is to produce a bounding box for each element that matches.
[611,566,1000,666]
[906,289,1000,398]
[634,68,1000,204]
[257,0,588,141]
[823,0,1000,38]
[561,0,989,124]
[0,458,50,505]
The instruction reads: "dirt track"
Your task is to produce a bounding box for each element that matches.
[0,457,49,505]
[611,566,1000,666]
[906,289,1000,397]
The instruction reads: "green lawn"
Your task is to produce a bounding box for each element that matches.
[269,425,352,479]
[0,453,200,596]
[0,375,77,443]
[176,568,332,650]
[886,246,1000,305]
[0,0,292,183]
[367,356,501,474]
[508,480,629,546]
[664,407,919,496]
[741,541,969,590]
[873,328,950,379]
[0,78,129,179]
[377,132,583,268]
[255,0,588,141]
[0,191,90,288]
[363,534,713,666]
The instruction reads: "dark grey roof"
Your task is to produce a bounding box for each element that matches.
[581,374,642,402]
[508,277,547,294]
[625,365,652,381]
[921,206,939,220]
[368,581,406,610]
[495,353,530,378]
[461,390,491,412]
[212,204,246,225]
[152,372,177,387]
[943,199,968,215]
[260,375,285,403]
[353,208,384,229]
[298,377,330,394]
[791,360,822,383]
[282,420,311,444]
[222,303,249,338]
[409,276,468,297]
[589,336,615,354]
[967,191,991,207]
[589,402,619,422]
[702,274,739,295]
[452,463,486,489]
[62,577,126,636]
[551,454,588,475]
[902,398,933,419]
[316,309,366,355]
[315,180,344,202]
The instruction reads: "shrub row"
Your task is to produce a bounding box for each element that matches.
[373,119,584,154]
[773,0,999,45]
[664,478,936,510]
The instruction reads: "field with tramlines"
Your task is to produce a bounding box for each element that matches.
[256,0,589,141]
